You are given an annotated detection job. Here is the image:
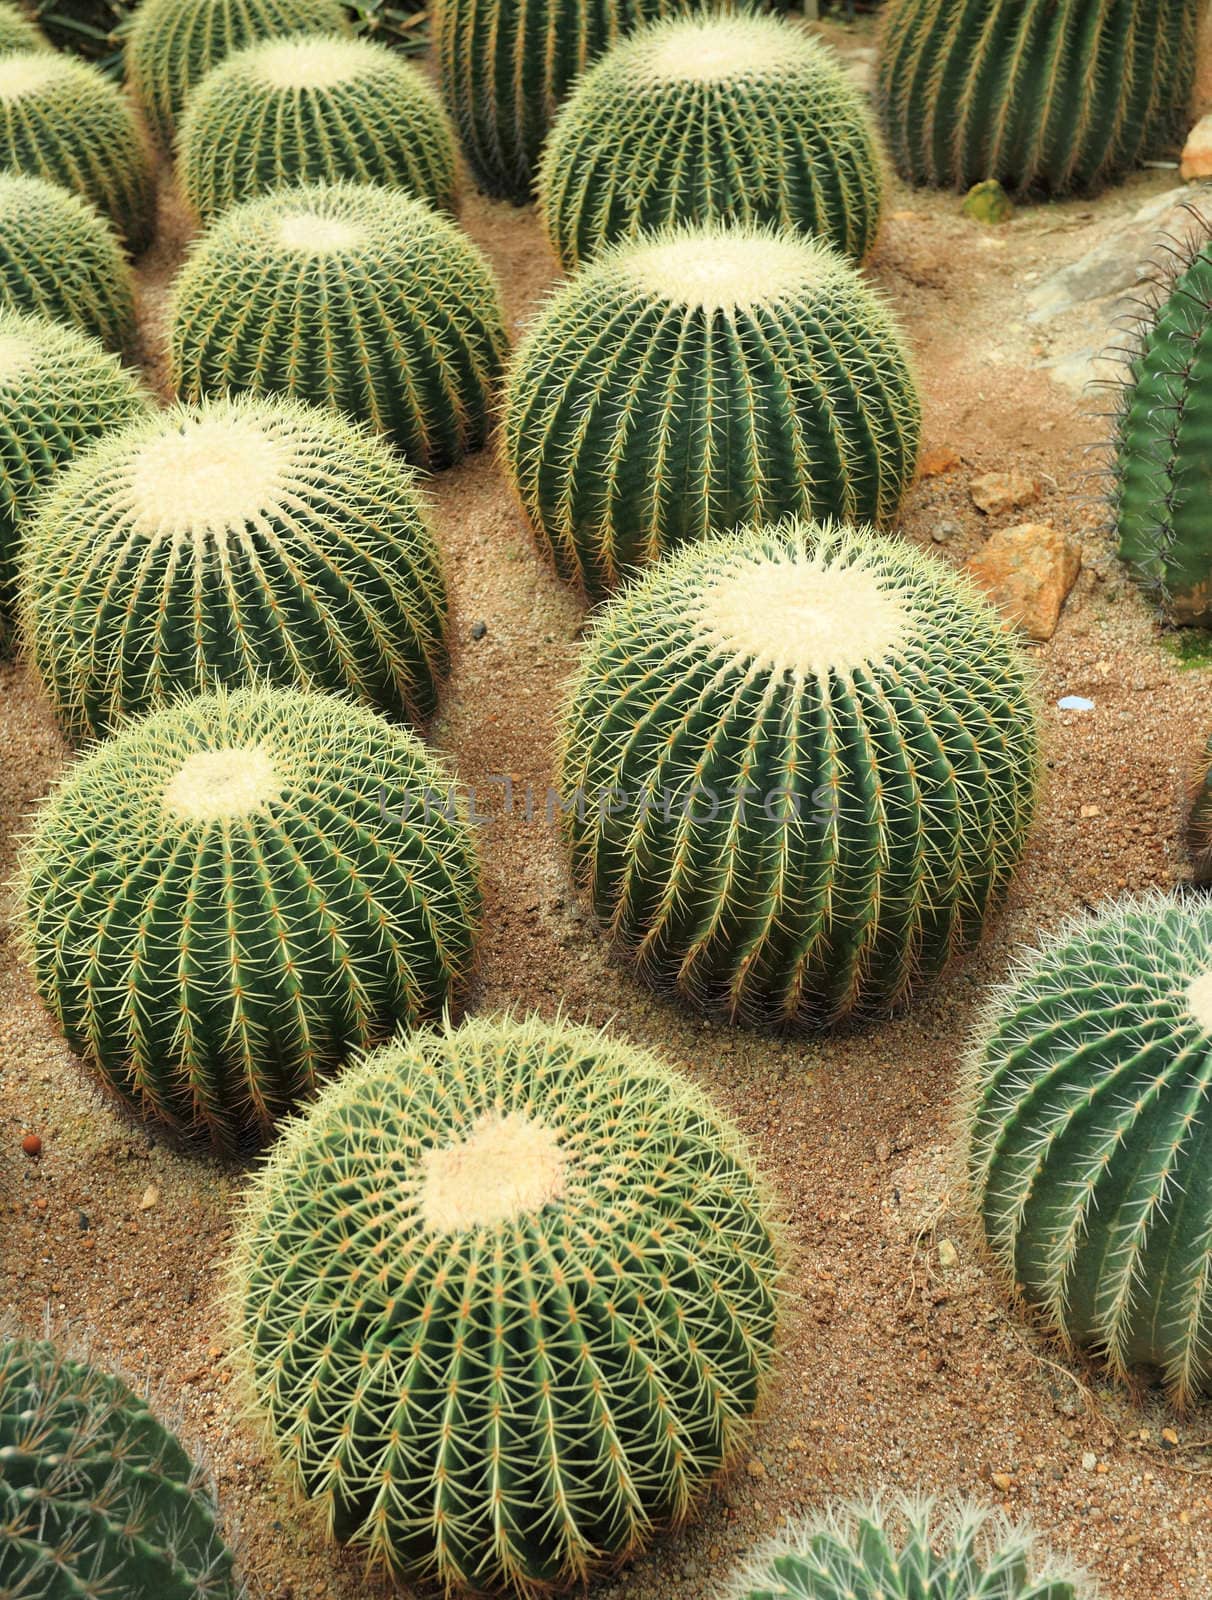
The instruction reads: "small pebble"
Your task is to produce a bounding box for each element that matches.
[471,620,488,640]
[1082,1452,1097,1471]
[21,1133,41,1158]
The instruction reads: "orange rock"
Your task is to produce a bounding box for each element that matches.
[1182,113,1212,181]
[965,522,1081,642]
[919,446,961,478]
[970,470,1040,516]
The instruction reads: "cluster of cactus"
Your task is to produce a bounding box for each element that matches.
[0,172,135,350]
[539,13,883,270]
[179,34,457,223]
[0,308,148,624]
[557,519,1039,1027]
[877,0,1202,198]
[231,1011,780,1593]
[0,50,154,252]
[18,683,481,1151]
[20,394,449,735]
[0,3,49,54]
[1111,230,1212,626]
[730,1497,1085,1600]
[170,183,507,469]
[436,0,703,205]
[125,0,350,148]
[503,224,920,598]
[0,1336,238,1599]
[966,892,1212,1403]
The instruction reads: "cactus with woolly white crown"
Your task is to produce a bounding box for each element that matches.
[125,0,349,148]
[540,13,884,269]
[557,519,1039,1027]
[179,34,457,223]
[0,49,154,251]
[170,183,507,469]
[231,1012,780,1594]
[18,683,481,1151]
[503,223,920,599]
[0,173,135,350]
[0,1336,238,1599]
[20,395,449,736]
[0,308,149,624]
[967,892,1212,1404]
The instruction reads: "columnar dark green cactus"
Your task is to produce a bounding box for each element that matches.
[503,224,920,599]
[540,13,884,269]
[169,183,508,470]
[0,4,49,53]
[730,1497,1084,1600]
[1111,231,1212,626]
[232,1012,780,1594]
[0,50,154,252]
[877,0,1201,198]
[967,892,1212,1404]
[0,1336,238,1599]
[557,519,1039,1027]
[435,0,705,205]
[20,395,449,738]
[179,34,457,224]
[0,308,149,623]
[0,173,135,350]
[18,684,481,1151]
[126,0,349,149]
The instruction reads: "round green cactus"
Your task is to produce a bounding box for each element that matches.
[877,0,1200,198]
[0,173,136,351]
[557,519,1039,1027]
[0,50,154,252]
[126,0,349,149]
[731,1497,1084,1600]
[169,182,507,470]
[436,0,704,205]
[20,395,449,738]
[179,34,457,225]
[0,1336,238,1600]
[1111,231,1212,626]
[18,683,481,1151]
[503,224,920,599]
[0,308,149,625]
[0,4,49,53]
[539,14,883,270]
[967,892,1212,1404]
[232,1011,780,1593]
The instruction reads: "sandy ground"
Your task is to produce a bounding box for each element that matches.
[7,17,1212,1600]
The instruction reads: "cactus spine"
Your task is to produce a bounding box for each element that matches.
[877,0,1201,197]
[0,1337,237,1599]
[18,683,481,1151]
[540,13,884,269]
[0,4,49,53]
[0,309,149,624]
[0,173,135,351]
[170,183,507,470]
[557,519,1039,1027]
[0,50,154,253]
[179,34,457,224]
[503,224,920,599]
[20,395,449,738]
[1110,230,1212,625]
[435,0,705,205]
[231,1012,780,1594]
[967,893,1212,1404]
[730,1497,1084,1600]
[125,0,349,149]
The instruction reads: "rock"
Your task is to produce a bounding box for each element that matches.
[965,523,1081,641]
[1026,187,1193,325]
[1182,113,1212,181]
[470,620,487,640]
[139,1183,160,1211]
[919,446,961,478]
[745,1456,767,1479]
[931,517,962,544]
[937,1238,958,1269]
[970,471,1040,516]
[1081,1452,1098,1472]
[962,179,1014,224]
[21,1133,41,1158]
[990,1471,1013,1492]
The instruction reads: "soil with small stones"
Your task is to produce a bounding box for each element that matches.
[5,20,1212,1600]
